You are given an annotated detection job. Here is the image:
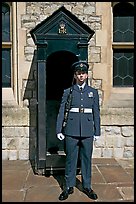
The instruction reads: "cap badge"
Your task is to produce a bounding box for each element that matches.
[80,63,83,67]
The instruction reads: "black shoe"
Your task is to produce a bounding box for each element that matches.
[59,187,74,201]
[83,188,98,200]
[68,187,74,194]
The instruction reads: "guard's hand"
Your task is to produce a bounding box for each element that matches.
[93,136,99,141]
[57,133,65,140]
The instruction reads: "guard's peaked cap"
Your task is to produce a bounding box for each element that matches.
[71,61,89,73]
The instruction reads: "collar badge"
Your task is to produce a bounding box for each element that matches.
[88,92,93,97]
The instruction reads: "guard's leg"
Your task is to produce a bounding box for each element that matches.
[80,137,93,189]
[65,136,79,188]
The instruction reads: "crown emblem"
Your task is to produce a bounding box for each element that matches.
[58,21,67,34]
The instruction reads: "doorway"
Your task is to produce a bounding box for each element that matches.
[46,51,78,155]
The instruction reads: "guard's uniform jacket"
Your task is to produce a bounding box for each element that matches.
[56,83,100,137]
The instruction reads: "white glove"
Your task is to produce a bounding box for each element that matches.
[57,133,65,140]
[93,136,99,141]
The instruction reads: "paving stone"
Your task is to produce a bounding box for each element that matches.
[2,160,31,170]
[25,169,59,188]
[92,171,107,184]
[24,185,60,202]
[117,186,134,200]
[124,168,134,179]
[2,170,28,190]
[97,165,133,184]
[116,158,134,169]
[2,190,24,202]
[93,158,118,165]
[92,184,124,201]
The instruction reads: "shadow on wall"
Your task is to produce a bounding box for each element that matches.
[23,50,38,174]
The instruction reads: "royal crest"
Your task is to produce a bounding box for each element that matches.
[58,22,67,34]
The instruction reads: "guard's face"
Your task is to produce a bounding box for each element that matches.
[74,71,88,84]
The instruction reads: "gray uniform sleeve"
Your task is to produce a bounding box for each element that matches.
[56,89,69,134]
[92,90,101,136]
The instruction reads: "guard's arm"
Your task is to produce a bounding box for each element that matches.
[92,90,101,137]
[56,89,70,134]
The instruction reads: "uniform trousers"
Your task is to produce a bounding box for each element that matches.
[64,135,93,189]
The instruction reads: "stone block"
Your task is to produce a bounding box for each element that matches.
[9,150,18,160]
[113,148,124,158]
[2,150,8,160]
[123,147,134,158]
[92,148,101,157]
[122,126,134,137]
[2,108,29,126]
[19,138,29,149]
[102,148,113,158]
[18,150,29,160]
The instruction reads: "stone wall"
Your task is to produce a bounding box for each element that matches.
[93,108,134,158]
[2,108,30,160]
[2,2,134,160]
